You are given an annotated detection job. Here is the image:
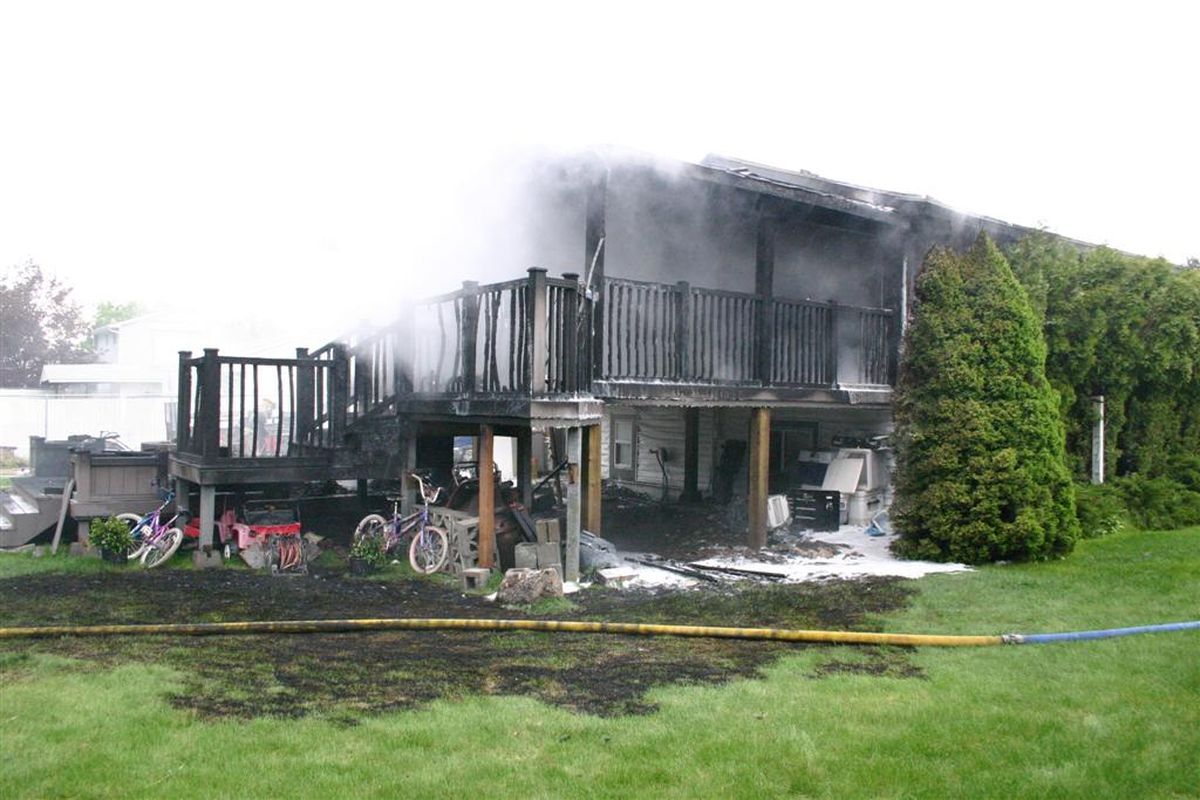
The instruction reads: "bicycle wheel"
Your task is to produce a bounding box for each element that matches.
[354,514,388,545]
[115,513,147,559]
[141,528,183,569]
[408,525,448,574]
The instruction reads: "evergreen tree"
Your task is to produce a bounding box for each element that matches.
[893,234,1079,563]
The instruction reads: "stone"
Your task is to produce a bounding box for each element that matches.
[514,542,539,569]
[596,567,638,586]
[496,567,564,605]
[30,546,45,559]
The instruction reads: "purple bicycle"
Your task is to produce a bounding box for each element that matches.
[117,490,185,569]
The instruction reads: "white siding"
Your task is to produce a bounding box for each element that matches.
[600,406,717,498]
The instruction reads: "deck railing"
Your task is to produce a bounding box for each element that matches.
[177,349,342,461]
[177,271,895,459]
[411,268,592,397]
[600,278,894,387]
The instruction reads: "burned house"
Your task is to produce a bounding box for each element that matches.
[167,150,1052,577]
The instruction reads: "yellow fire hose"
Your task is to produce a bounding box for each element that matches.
[0,617,1003,647]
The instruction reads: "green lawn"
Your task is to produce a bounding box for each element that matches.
[2,529,1198,798]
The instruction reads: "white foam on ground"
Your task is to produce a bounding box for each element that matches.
[692,525,972,582]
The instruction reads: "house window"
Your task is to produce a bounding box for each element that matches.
[611,415,636,480]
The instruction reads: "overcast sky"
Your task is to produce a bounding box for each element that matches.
[1,1,1196,346]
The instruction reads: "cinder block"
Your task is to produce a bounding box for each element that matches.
[461,567,491,591]
[514,542,539,570]
[192,549,224,569]
[535,518,561,544]
[535,541,562,569]
[597,567,638,586]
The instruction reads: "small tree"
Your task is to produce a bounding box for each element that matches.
[0,262,92,387]
[892,234,1079,564]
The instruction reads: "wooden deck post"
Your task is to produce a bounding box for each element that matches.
[681,407,701,502]
[477,424,495,569]
[586,164,607,384]
[198,349,221,459]
[528,268,548,394]
[329,344,350,442]
[676,281,692,380]
[198,483,216,553]
[459,281,480,394]
[563,273,580,392]
[400,433,417,517]
[565,426,582,582]
[517,427,533,509]
[176,351,192,452]
[294,347,314,445]
[755,208,776,386]
[748,407,771,549]
[583,424,601,535]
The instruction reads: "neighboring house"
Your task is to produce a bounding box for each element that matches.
[2,311,295,458]
[169,149,1104,575]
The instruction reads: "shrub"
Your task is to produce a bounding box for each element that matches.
[1113,474,1200,530]
[89,516,135,553]
[349,534,387,568]
[892,234,1079,564]
[1072,482,1127,538]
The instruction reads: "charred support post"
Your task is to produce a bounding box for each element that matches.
[517,428,533,509]
[748,407,771,549]
[176,351,192,451]
[294,348,314,444]
[330,344,350,443]
[400,434,418,517]
[528,268,548,393]
[583,424,602,535]
[755,207,776,385]
[459,281,480,394]
[478,424,495,569]
[676,281,692,379]
[198,349,221,458]
[586,164,607,382]
[680,407,701,502]
[565,426,582,581]
[1092,396,1106,484]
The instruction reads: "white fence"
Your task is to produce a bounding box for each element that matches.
[0,391,175,458]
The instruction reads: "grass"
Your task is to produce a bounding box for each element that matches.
[2,528,1198,798]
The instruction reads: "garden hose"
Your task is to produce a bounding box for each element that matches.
[0,617,1196,645]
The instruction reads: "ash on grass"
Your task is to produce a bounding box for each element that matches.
[0,568,918,720]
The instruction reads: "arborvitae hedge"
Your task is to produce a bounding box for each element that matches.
[893,234,1079,563]
[1006,233,1200,480]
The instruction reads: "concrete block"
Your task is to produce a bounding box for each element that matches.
[535,518,561,544]
[461,567,491,591]
[535,541,562,569]
[193,549,224,569]
[31,546,45,559]
[514,542,539,570]
[596,567,638,586]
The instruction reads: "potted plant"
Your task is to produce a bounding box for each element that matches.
[90,515,135,564]
[348,535,386,576]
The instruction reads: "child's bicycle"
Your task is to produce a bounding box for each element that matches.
[353,471,449,574]
[116,489,186,569]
